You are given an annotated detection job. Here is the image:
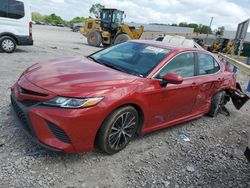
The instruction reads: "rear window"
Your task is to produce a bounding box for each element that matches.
[197,53,220,75]
[0,0,25,19]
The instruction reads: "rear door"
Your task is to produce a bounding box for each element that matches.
[192,52,222,113]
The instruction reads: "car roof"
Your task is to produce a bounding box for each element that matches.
[131,40,202,52]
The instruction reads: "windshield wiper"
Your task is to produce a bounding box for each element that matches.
[129,71,144,78]
[104,63,143,77]
[102,62,125,72]
[89,56,125,72]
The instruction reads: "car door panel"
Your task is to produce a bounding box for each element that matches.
[192,52,223,113]
[147,78,199,128]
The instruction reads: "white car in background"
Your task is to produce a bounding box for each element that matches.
[0,0,33,53]
[154,35,204,49]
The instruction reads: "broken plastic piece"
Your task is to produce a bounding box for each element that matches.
[179,133,190,141]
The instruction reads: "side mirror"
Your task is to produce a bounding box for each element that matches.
[160,73,183,87]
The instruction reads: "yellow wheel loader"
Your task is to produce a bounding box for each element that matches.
[209,38,234,54]
[80,9,144,47]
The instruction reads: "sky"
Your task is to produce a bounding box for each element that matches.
[31,0,250,31]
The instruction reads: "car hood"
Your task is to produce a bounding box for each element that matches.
[23,56,137,97]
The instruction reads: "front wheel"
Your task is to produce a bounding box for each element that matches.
[114,34,131,45]
[97,106,139,154]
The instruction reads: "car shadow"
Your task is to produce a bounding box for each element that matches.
[6,102,207,162]
[0,48,29,53]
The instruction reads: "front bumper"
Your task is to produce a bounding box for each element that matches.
[11,86,106,153]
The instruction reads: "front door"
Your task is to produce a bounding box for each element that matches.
[147,52,199,127]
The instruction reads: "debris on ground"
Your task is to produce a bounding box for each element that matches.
[186,165,196,172]
[179,132,190,142]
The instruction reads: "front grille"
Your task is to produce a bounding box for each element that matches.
[22,100,40,107]
[19,86,48,97]
[11,97,33,136]
[47,121,72,144]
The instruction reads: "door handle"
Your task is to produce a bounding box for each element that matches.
[192,82,197,85]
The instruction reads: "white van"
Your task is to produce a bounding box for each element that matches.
[0,0,33,53]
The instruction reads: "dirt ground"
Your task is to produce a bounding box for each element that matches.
[0,25,250,188]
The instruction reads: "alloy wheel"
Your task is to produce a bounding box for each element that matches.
[108,112,136,150]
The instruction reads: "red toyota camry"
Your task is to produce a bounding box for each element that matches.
[11,40,249,154]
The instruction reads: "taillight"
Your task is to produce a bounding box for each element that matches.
[29,21,32,38]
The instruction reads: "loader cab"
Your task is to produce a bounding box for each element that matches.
[100,9,124,33]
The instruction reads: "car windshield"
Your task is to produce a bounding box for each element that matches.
[90,42,170,77]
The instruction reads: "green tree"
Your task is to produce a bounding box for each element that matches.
[32,12,45,22]
[44,13,65,25]
[89,3,105,17]
[171,23,178,26]
[188,23,199,32]
[179,22,188,27]
[199,25,212,34]
[215,26,225,36]
[70,17,87,25]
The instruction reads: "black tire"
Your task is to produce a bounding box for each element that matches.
[87,30,102,47]
[114,34,131,45]
[207,91,226,117]
[102,43,110,48]
[0,36,16,53]
[97,106,139,154]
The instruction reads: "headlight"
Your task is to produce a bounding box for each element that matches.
[43,96,104,108]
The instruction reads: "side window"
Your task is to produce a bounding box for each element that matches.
[156,52,195,78]
[0,0,8,18]
[8,0,25,19]
[198,53,220,75]
[0,0,24,19]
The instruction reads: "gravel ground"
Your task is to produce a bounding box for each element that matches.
[0,25,250,188]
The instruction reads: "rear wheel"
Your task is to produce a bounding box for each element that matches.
[87,30,102,47]
[0,36,16,53]
[97,106,139,154]
[114,34,131,45]
[207,91,226,117]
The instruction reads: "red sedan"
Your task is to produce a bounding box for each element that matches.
[11,40,249,154]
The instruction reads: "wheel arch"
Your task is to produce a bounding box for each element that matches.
[94,102,145,145]
[0,32,18,44]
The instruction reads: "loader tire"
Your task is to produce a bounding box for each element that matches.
[87,30,102,47]
[114,34,131,45]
